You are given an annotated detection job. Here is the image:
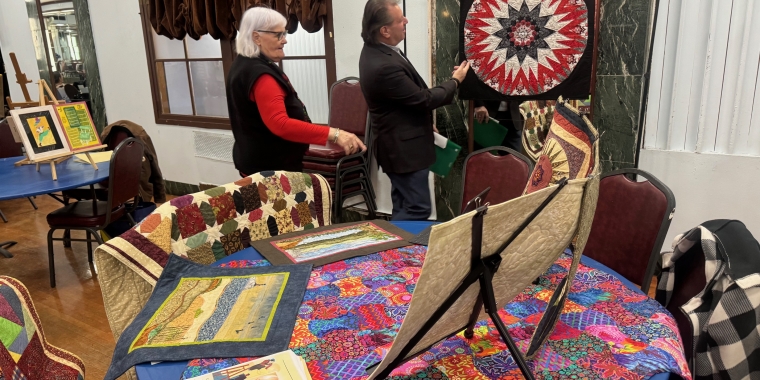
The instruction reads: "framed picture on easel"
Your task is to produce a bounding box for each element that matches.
[53,102,102,151]
[9,105,71,161]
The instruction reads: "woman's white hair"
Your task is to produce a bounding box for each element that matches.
[236,7,287,58]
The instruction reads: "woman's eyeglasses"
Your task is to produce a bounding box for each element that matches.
[257,30,287,41]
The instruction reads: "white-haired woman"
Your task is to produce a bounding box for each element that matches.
[227,7,365,176]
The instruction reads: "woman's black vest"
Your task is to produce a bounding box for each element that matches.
[226,54,310,175]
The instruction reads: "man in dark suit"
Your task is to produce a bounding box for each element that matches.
[359,0,469,220]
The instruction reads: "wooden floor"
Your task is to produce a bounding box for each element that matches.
[0,195,115,379]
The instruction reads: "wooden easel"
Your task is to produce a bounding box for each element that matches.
[4,52,45,109]
[13,79,106,180]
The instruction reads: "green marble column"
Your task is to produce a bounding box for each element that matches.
[73,0,107,132]
[432,0,469,221]
[593,0,654,173]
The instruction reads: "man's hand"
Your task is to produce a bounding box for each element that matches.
[474,106,489,123]
[433,124,439,133]
[451,61,470,83]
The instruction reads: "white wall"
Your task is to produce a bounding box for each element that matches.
[3,0,435,215]
[639,149,760,250]
[334,0,431,83]
[0,0,42,102]
[86,0,239,187]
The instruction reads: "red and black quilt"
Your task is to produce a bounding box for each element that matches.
[458,0,596,100]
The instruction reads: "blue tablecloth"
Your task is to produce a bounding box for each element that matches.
[0,156,110,201]
[136,221,672,380]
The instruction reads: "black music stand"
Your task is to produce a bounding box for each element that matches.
[368,179,571,380]
[1,241,16,258]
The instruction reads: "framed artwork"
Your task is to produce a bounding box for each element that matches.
[54,102,102,151]
[9,105,71,161]
[251,220,415,266]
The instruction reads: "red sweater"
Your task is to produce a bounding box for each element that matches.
[250,75,329,145]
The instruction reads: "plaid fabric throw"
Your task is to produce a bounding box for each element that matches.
[657,222,760,380]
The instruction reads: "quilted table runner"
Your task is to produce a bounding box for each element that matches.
[180,247,691,380]
[104,256,312,380]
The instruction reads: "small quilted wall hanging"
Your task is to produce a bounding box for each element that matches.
[251,220,414,266]
[458,0,598,101]
[104,255,311,380]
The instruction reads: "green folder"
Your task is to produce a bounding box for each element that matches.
[430,133,461,177]
[474,117,508,148]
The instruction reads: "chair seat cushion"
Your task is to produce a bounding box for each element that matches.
[47,200,125,228]
[302,158,363,173]
[303,143,347,160]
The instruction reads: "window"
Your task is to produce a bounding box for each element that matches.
[138,2,336,129]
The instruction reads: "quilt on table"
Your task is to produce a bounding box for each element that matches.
[0,276,85,380]
[104,255,312,380]
[182,247,691,380]
[93,171,331,345]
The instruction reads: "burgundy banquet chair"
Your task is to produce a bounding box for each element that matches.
[302,77,376,222]
[460,146,533,214]
[583,168,676,293]
[46,138,144,287]
[0,118,38,225]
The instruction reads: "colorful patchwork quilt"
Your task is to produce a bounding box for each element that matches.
[0,277,85,380]
[104,256,312,380]
[179,248,691,380]
[524,97,598,195]
[520,99,592,162]
[98,171,331,285]
[93,171,332,348]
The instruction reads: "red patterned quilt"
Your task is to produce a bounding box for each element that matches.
[181,247,691,380]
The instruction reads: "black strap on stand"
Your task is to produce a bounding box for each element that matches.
[368,179,568,379]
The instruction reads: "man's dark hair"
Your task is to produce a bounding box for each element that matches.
[52,71,61,84]
[361,0,399,44]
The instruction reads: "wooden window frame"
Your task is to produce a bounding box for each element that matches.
[137,0,337,130]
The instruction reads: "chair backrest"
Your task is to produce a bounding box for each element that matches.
[0,119,23,158]
[64,83,80,99]
[460,147,533,214]
[328,77,368,137]
[106,138,144,222]
[584,168,675,293]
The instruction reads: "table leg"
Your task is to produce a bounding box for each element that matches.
[0,241,16,258]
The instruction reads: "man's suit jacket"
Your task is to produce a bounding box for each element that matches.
[359,43,458,174]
